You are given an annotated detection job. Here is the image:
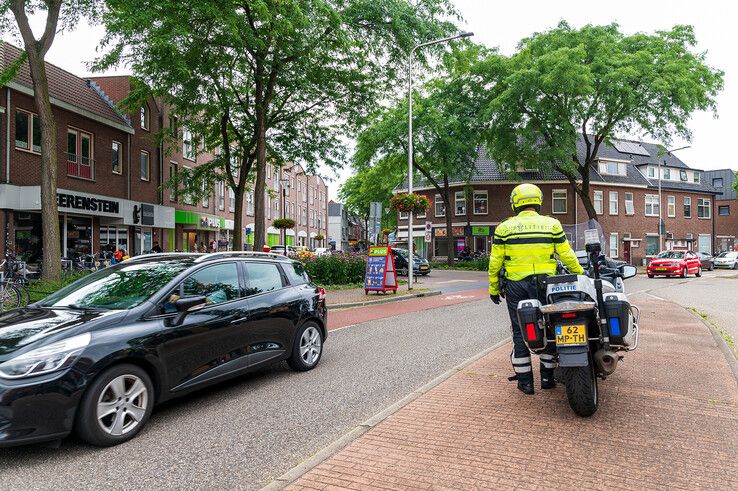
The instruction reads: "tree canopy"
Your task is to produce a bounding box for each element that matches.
[98,0,460,248]
[480,22,724,219]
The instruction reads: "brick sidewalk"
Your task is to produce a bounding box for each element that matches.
[287,294,738,490]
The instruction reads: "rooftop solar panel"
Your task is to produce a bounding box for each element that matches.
[613,140,650,156]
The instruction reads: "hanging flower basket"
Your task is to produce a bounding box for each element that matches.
[273,218,296,229]
[381,228,393,237]
[314,234,325,241]
[389,193,431,215]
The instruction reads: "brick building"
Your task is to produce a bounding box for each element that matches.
[396,138,720,265]
[704,169,738,252]
[0,42,328,262]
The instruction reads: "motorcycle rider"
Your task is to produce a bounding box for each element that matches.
[488,183,584,394]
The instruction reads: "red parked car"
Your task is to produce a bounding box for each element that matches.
[647,250,702,278]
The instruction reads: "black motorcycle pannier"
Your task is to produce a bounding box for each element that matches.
[516,299,545,350]
[603,293,631,346]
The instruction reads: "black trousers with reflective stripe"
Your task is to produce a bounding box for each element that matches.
[505,276,556,385]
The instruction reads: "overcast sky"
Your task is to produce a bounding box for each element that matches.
[3,0,735,200]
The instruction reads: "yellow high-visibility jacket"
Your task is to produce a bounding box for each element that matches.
[488,210,584,295]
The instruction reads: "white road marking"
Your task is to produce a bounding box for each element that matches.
[436,279,477,284]
[443,294,474,300]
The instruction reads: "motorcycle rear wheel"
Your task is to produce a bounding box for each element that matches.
[563,357,599,417]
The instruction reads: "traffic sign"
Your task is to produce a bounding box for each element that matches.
[425,220,432,232]
[424,231,432,243]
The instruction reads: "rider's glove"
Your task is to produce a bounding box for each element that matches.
[490,294,501,305]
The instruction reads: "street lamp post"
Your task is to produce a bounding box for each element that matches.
[658,145,691,252]
[407,31,473,290]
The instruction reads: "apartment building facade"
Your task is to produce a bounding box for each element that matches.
[0,42,328,262]
[396,139,719,265]
[704,169,738,252]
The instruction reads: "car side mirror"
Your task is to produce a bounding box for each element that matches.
[620,265,637,279]
[169,295,207,326]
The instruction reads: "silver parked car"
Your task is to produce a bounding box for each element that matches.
[713,251,738,269]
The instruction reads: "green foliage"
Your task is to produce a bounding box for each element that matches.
[300,253,366,286]
[430,257,489,271]
[273,218,296,229]
[480,22,724,218]
[27,271,90,303]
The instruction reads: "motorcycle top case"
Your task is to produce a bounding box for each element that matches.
[603,292,635,346]
[516,299,546,350]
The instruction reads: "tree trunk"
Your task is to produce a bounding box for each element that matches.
[253,112,267,249]
[232,184,245,250]
[27,51,61,281]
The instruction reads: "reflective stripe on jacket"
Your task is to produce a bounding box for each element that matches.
[488,210,584,295]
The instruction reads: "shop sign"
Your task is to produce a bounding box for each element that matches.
[434,228,447,237]
[200,216,220,229]
[141,204,155,225]
[57,192,120,214]
[452,227,465,237]
[472,226,490,236]
[364,246,398,293]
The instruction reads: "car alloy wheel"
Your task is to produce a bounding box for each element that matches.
[97,374,149,436]
[299,326,322,367]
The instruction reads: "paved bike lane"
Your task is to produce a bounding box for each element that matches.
[288,293,738,490]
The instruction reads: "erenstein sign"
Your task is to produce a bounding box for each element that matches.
[57,192,120,214]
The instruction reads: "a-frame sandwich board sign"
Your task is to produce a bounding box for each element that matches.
[364,246,398,294]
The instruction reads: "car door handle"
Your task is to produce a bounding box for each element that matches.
[230,317,249,325]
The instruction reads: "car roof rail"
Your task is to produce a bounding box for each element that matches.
[124,252,200,262]
[194,251,293,262]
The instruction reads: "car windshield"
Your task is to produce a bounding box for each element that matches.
[723,252,738,259]
[38,260,193,310]
[657,251,684,259]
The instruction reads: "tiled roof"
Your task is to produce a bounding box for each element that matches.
[704,169,737,200]
[0,42,130,129]
[400,136,719,195]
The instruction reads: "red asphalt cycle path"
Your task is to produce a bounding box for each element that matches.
[327,288,490,331]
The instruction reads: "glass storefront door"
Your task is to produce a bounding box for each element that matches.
[63,216,93,258]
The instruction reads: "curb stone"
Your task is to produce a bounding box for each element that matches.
[687,309,738,382]
[258,337,512,491]
[327,289,442,310]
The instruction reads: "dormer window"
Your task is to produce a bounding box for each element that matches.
[680,170,688,181]
[140,105,150,131]
[663,168,671,180]
[647,166,656,178]
[597,160,627,176]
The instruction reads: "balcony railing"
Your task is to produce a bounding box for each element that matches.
[67,153,95,180]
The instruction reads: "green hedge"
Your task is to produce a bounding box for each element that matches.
[26,271,91,303]
[430,256,490,271]
[300,253,367,286]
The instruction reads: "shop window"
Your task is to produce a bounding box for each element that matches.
[67,128,94,180]
[684,197,692,218]
[473,191,488,215]
[434,194,445,217]
[112,141,122,174]
[594,191,603,215]
[15,109,41,152]
[455,191,466,216]
[553,189,567,214]
[698,198,711,219]
[624,192,634,215]
[667,196,676,217]
[140,150,150,181]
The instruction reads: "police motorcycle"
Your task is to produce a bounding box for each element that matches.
[515,220,640,416]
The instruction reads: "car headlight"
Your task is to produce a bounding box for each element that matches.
[0,333,91,379]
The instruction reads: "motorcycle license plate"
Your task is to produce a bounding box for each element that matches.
[555,324,588,346]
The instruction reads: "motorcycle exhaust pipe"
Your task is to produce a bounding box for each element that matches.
[594,349,619,376]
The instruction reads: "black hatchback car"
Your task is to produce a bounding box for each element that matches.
[0,252,327,448]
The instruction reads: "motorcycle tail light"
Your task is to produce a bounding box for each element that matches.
[525,323,537,341]
[562,312,577,319]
